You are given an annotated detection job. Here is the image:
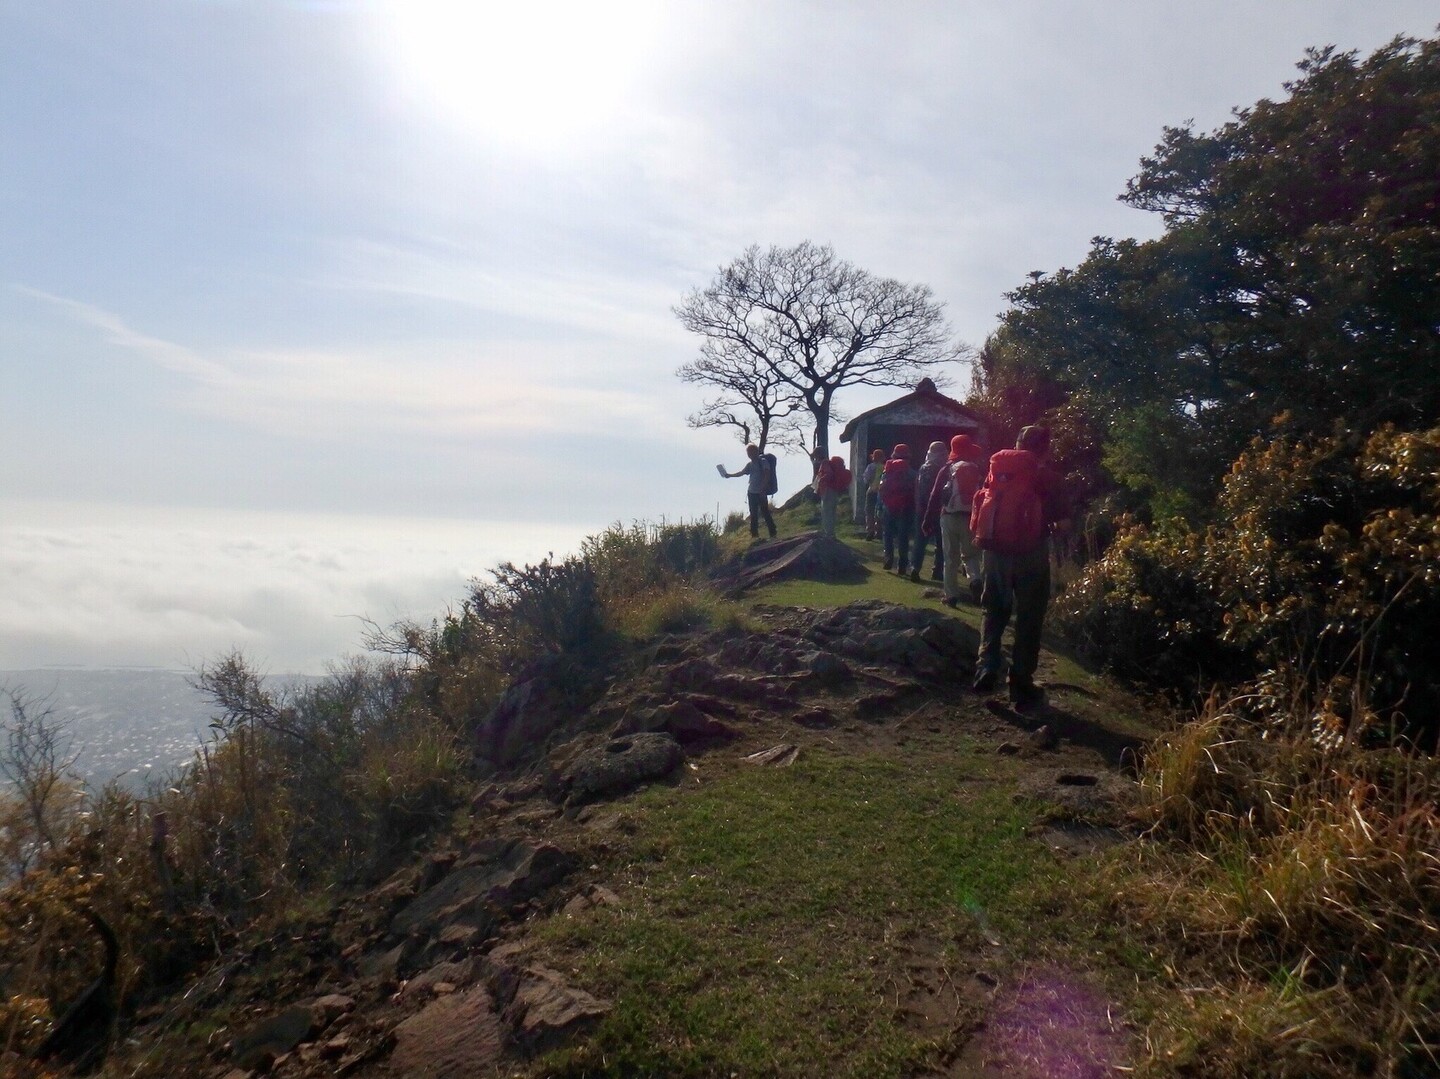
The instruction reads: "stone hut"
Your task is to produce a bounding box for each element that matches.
[838,379,989,521]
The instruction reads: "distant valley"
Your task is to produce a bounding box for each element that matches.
[0,668,316,789]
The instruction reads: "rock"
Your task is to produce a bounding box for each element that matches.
[614,699,737,745]
[438,924,480,948]
[705,673,798,706]
[806,652,852,685]
[743,743,799,767]
[1028,724,1061,752]
[662,658,721,692]
[390,840,575,939]
[710,532,868,594]
[855,690,908,721]
[476,675,556,767]
[231,1005,315,1071]
[389,987,505,1079]
[563,883,622,917]
[562,733,684,805]
[500,965,611,1050]
[358,940,418,981]
[311,994,355,1027]
[795,706,837,729]
[401,959,475,1000]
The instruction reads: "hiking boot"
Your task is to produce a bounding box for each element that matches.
[1010,681,1046,713]
[908,569,921,582]
[972,668,999,693]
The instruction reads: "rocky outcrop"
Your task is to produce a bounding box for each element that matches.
[710,532,868,594]
[388,839,575,944]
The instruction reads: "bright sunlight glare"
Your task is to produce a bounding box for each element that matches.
[373,0,663,149]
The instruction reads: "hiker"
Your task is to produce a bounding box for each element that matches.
[970,424,1070,711]
[812,452,852,538]
[922,433,985,607]
[909,441,948,582]
[720,444,777,539]
[878,444,918,574]
[861,448,886,539]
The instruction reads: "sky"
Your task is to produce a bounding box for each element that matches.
[2,0,1436,674]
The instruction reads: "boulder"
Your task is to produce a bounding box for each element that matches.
[561,733,684,805]
[710,532,868,594]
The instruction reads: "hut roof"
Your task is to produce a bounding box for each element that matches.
[838,379,985,443]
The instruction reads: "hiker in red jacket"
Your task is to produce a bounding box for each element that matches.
[970,425,1069,711]
[878,444,918,573]
[812,452,852,538]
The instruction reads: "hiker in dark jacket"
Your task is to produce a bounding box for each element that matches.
[878,444,918,574]
[972,425,1070,711]
[909,441,948,582]
[721,444,777,539]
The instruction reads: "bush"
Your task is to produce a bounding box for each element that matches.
[1056,425,1440,740]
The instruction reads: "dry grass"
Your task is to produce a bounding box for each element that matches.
[1114,687,1440,1077]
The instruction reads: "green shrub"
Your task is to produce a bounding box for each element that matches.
[1056,425,1440,739]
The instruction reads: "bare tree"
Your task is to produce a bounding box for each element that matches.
[1,686,81,874]
[676,242,960,458]
[679,343,805,451]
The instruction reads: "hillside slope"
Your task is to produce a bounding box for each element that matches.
[82,540,1158,1079]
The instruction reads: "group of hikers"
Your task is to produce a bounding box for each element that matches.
[722,425,1067,712]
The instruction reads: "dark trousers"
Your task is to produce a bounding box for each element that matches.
[748,492,776,537]
[912,528,944,577]
[977,543,1051,691]
[883,505,915,570]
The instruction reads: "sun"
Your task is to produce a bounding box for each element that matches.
[372,0,662,150]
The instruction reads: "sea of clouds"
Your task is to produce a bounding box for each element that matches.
[0,501,593,674]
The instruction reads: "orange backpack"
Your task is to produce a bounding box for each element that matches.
[970,449,1044,553]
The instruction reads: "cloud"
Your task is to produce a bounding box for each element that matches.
[0,503,591,672]
[17,284,682,441]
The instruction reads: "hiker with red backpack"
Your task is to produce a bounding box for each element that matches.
[969,425,1070,711]
[812,452,852,538]
[878,444,918,574]
[921,433,985,607]
[720,443,778,540]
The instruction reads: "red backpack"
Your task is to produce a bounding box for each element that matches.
[879,458,914,512]
[970,449,1044,554]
